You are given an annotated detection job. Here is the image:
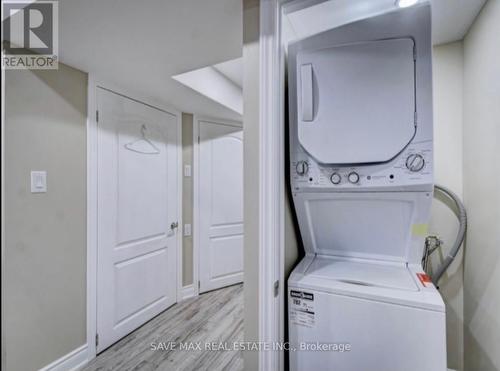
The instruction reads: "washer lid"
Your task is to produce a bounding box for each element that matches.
[296,37,416,165]
[292,191,432,265]
[288,255,446,312]
[305,257,418,291]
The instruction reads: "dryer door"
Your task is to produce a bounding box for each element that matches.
[296,37,416,165]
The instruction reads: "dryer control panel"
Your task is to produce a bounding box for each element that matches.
[291,140,433,191]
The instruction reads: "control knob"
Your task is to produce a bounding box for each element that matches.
[406,154,425,172]
[347,172,360,184]
[330,172,341,185]
[296,161,309,176]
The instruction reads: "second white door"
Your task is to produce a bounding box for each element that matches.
[198,120,244,293]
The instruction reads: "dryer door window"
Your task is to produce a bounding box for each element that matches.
[296,38,416,165]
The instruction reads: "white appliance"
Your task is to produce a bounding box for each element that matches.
[287,4,447,371]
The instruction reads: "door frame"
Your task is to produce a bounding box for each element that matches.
[86,75,183,361]
[192,115,243,296]
[255,1,285,370]
[257,2,325,369]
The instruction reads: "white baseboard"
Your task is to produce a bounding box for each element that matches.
[39,344,88,371]
[180,284,197,300]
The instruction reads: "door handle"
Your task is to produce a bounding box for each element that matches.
[300,63,314,121]
[170,222,179,230]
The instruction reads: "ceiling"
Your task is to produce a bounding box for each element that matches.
[57,0,243,120]
[431,0,487,44]
[284,0,487,45]
[213,58,243,88]
[8,0,485,121]
[172,59,243,115]
[171,57,243,115]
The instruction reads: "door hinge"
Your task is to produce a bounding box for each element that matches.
[197,135,200,143]
[273,280,280,297]
[96,110,99,122]
[95,333,99,347]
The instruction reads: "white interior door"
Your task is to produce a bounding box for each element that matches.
[96,88,179,352]
[198,120,243,293]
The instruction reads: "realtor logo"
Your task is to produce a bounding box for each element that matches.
[2,0,58,69]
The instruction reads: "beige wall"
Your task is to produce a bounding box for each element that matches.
[462,1,500,370]
[5,64,87,371]
[4,67,199,370]
[243,0,260,369]
[430,41,465,371]
[182,113,194,286]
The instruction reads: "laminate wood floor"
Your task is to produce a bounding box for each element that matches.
[83,284,243,371]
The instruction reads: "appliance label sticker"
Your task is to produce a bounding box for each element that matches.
[290,290,315,328]
[417,272,432,287]
[412,223,429,237]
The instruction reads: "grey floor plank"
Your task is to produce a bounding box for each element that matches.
[83,284,244,371]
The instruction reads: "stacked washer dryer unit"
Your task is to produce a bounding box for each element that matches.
[288,4,447,371]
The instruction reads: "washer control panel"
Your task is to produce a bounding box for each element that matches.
[291,140,432,190]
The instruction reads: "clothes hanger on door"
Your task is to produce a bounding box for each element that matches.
[124,124,161,155]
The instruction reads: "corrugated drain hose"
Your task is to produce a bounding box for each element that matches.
[430,184,467,285]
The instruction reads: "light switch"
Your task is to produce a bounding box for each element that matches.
[184,164,192,177]
[184,223,192,237]
[31,171,47,193]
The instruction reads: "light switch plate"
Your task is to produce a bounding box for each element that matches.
[184,164,192,177]
[184,223,192,237]
[31,171,47,193]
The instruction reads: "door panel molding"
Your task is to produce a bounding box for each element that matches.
[87,76,182,362]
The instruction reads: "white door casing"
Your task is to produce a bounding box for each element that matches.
[198,120,244,293]
[96,88,178,352]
